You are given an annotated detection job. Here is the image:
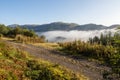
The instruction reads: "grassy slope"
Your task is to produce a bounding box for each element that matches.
[0,40,87,80]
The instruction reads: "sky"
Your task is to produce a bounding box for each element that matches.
[0,0,120,26]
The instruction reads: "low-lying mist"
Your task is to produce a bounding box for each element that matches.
[37,29,117,42]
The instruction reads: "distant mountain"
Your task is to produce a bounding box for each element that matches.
[74,24,107,30]
[20,22,79,32]
[109,24,120,29]
[8,22,120,32]
[9,24,19,27]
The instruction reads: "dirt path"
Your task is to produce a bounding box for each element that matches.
[7,41,111,80]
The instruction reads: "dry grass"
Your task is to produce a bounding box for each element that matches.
[32,42,60,50]
[1,37,14,41]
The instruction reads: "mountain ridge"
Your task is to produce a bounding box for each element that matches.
[8,22,120,32]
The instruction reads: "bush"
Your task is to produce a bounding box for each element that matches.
[15,35,45,43]
[0,34,3,39]
[59,33,120,79]
[25,60,81,80]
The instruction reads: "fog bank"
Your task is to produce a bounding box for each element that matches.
[37,29,117,42]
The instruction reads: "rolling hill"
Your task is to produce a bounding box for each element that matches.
[9,22,120,32]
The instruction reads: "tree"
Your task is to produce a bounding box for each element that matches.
[0,24,9,35]
[13,27,23,36]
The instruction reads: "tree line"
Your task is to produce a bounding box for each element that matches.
[0,24,45,43]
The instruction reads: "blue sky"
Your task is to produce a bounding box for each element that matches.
[0,0,120,26]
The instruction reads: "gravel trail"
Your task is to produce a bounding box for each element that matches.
[7,41,111,80]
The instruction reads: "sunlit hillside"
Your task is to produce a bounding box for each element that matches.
[0,0,120,80]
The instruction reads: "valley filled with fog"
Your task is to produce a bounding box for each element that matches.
[37,29,117,42]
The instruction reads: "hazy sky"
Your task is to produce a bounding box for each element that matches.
[0,0,120,25]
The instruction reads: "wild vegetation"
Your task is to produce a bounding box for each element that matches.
[0,40,87,80]
[1,23,120,79]
[0,24,45,43]
[59,31,120,79]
